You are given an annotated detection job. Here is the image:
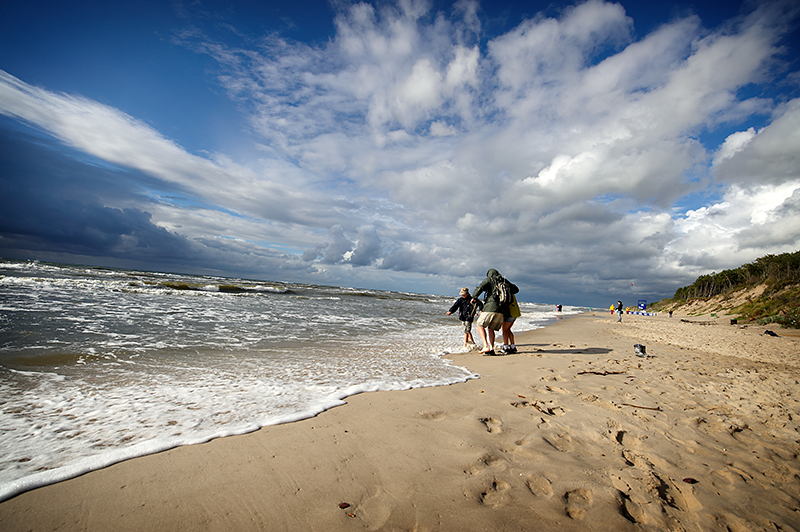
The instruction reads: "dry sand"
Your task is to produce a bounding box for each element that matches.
[1,312,799,531]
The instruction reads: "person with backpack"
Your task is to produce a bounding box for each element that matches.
[471,269,518,355]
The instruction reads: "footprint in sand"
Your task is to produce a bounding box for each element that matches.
[543,432,574,452]
[565,488,593,520]
[525,475,554,498]
[355,487,393,529]
[480,480,510,508]
[709,468,735,488]
[620,494,650,525]
[512,440,545,459]
[610,428,646,447]
[622,449,654,469]
[613,475,663,525]
[465,452,506,475]
[480,417,503,433]
[581,394,618,411]
[511,400,566,416]
[418,410,445,420]
[650,474,702,512]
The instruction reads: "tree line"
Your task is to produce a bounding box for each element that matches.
[672,250,800,301]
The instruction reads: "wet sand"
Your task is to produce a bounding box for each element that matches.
[1,312,799,531]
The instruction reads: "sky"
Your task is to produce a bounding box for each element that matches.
[1,0,799,307]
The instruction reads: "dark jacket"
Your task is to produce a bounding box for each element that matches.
[473,269,519,315]
[449,295,483,322]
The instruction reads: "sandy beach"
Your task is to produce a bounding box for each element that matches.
[2,311,799,531]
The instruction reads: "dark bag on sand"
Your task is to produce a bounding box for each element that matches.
[494,278,513,305]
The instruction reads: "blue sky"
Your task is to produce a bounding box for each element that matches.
[1,0,799,306]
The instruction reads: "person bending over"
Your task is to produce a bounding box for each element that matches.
[472,269,518,355]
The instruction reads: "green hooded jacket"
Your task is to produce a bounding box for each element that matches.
[472,269,518,315]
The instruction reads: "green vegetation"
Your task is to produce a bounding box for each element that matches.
[733,285,800,329]
[650,250,800,328]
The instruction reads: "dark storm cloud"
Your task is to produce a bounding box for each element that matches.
[0,125,193,261]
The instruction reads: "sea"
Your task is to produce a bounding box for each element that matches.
[0,258,584,501]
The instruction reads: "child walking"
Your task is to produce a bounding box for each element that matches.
[446,288,483,349]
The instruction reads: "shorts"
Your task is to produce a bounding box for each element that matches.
[503,316,516,324]
[476,311,504,331]
[462,320,473,334]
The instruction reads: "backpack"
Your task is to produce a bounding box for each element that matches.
[494,278,513,305]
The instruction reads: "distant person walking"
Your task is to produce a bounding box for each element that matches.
[446,288,482,349]
[616,300,623,322]
[472,269,518,355]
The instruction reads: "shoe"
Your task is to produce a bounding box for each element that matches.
[507,347,518,354]
[483,350,496,356]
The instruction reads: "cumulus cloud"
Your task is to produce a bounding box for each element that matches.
[714,98,800,185]
[666,180,800,272]
[714,127,758,166]
[2,0,799,304]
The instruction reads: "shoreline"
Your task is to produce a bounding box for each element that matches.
[0,310,571,504]
[2,312,798,531]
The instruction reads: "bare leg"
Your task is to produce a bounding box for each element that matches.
[501,322,512,346]
[477,326,490,352]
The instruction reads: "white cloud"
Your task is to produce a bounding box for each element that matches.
[714,127,757,165]
[445,45,479,88]
[714,98,800,185]
[668,181,800,267]
[2,0,799,304]
[429,120,457,136]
